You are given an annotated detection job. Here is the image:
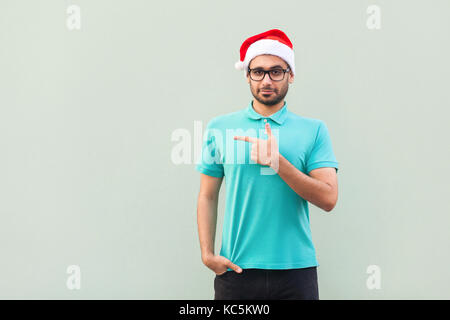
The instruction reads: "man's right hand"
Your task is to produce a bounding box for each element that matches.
[202,253,243,276]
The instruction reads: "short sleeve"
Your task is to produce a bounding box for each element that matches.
[195,122,224,178]
[306,121,339,174]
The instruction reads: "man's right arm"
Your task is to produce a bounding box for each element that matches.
[197,173,242,275]
[197,173,223,262]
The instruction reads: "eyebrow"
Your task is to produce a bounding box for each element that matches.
[251,65,286,70]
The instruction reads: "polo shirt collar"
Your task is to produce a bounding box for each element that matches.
[245,100,288,125]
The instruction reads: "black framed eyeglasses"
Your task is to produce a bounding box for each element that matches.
[248,67,291,81]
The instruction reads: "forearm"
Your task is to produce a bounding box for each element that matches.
[274,154,333,211]
[197,194,219,262]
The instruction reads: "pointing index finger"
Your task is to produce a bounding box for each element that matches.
[234,136,258,143]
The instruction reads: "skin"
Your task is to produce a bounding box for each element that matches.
[198,54,339,276]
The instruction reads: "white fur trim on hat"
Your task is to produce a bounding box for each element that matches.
[242,39,295,76]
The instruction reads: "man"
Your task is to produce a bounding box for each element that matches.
[195,29,339,300]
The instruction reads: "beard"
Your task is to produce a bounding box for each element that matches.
[250,81,289,106]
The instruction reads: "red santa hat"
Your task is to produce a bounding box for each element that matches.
[234,29,295,76]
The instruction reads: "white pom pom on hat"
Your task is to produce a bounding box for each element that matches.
[234,29,295,76]
[234,60,245,70]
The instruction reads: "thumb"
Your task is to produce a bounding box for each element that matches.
[265,122,273,137]
[226,260,243,273]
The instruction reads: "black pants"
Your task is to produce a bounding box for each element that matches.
[214,267,319,300]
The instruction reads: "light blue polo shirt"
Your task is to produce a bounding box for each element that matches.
[195,100,339,270]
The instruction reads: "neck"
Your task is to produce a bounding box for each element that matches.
[252,99,285,117]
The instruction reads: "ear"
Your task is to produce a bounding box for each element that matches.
[288,71,294,84]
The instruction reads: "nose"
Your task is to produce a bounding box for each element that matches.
[261,72,273,85]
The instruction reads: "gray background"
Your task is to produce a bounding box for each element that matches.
[1,0,449,299]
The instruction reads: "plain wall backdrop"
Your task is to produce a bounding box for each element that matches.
[0,0,449,299]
